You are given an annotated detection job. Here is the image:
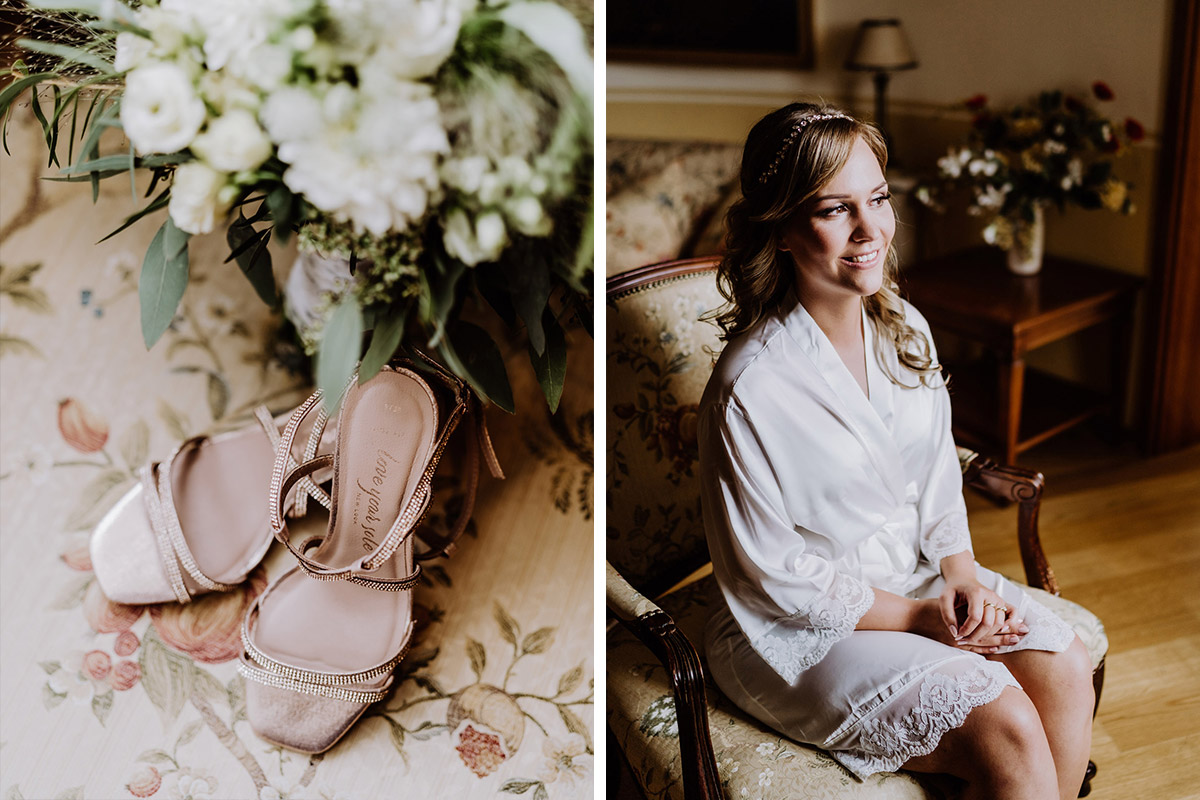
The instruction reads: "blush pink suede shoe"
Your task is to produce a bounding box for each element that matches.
[90,406,333,605]
[237,355,502,753]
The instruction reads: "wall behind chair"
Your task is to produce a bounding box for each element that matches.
[608,0,1173,427]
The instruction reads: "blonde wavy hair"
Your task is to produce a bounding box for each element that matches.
[708,102,942,388]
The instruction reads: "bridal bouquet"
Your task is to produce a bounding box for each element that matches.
[1,0,593,412]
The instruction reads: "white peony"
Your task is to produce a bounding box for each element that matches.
[121,62,207,155]
[191,110,273,171]
[169,162,233,234]
[268,81,448,236]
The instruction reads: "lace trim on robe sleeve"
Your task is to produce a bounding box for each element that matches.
[920,511,972,566]
[750,573,875,685]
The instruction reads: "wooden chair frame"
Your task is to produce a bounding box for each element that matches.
[605,258,1104,799]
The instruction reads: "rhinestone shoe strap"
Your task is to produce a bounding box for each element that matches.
[252,404,331,518]
[140,438,241,604]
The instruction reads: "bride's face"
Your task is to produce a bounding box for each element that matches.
[778,135,895,304]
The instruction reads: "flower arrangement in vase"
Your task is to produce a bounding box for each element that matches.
[1,0,593,412]
[915,82,1141,275]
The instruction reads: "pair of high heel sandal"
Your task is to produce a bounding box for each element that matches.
[90,355,503,753]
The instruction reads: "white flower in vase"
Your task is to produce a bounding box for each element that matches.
[169,162,234,234]
[121,62,207,155]
[192,110,273,172]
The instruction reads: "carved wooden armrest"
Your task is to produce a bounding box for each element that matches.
[606,562,723,800]
[960,454,1060,595]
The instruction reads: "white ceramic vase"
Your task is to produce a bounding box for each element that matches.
[1006,204,1045,276]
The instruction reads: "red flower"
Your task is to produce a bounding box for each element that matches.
[126,765,161,797]
[455,724,507,777]
[149,567,267,663]
[964,94,988,111]
[1124,117,1145,142]
[1092,81,1114,101]
[57,398,109,453]
[83,650,112,681]
[109,660,141,691]
[114,630,140,657]
[84,581,145,633]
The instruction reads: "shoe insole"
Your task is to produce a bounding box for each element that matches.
[256,368,437,674]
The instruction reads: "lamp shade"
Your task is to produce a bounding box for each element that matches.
[845,19,918,72]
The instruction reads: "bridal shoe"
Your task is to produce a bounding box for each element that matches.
[238,355,502,753]
[90,406,333,605]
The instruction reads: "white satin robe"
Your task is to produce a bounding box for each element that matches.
[698,294,1075,778]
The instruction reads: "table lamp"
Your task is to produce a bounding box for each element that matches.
[845,19,918,148]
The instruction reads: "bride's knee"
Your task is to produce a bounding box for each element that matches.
[956,688,1055,781]
[1051,637,1095,703]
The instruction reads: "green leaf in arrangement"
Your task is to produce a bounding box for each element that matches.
[530,307,566,413]
[266,185,296,244]
[473,262,516,327]
[359,306,408,384]
[98,187,168,244]
[501,242,551,354]
[316,294,364,414]
[439,321,514,413]
[0,72,58,119]
[139,219,189,348]
[15,37,115,75]
[225,215,276,306]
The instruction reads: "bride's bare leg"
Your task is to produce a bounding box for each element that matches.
[902,686,1058,800]
[988,636,1095,800]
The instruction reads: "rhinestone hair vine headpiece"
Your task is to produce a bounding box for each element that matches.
[757,112,854,185]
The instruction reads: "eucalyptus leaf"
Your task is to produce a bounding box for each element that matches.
[316,295,364,414]
[359,306,407,384]
[530,308,566,412]
[440,321,514,413]
[139,220,189,348]
[162,216,189,260]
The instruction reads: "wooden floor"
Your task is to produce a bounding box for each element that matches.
[967,429,1200,800]
[611,427,1200,799]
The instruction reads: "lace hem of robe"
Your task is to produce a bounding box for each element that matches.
[832,660,1021,779]
[920,512,972,565]
[751,573,875,685]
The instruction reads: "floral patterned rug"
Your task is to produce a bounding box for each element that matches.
[0,106,593,800]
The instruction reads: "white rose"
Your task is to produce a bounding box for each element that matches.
[121,62,206,155]
[261,87,324,143]
[169,162,233,234]
[192,111,273,172]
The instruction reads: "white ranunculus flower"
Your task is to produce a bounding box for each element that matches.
[937,154,962,179]
[273,81,447,236]
[238,43,293,92]
[474,211,508,258]
[169,162,233,234]
[114,32,153,72]
[121,62,207,155]
[441,156,489,194]
[329,0,461,79]
[192,111,273,172]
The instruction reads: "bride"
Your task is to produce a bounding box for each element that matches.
[698,102,1095,800]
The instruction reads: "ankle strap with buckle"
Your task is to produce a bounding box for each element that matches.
[267,355,503,590]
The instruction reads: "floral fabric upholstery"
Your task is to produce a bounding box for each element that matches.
[605,140,740,276]
[606,266,726,591]
[1,106,593,799]
[606,262,1108,799]
[607,575,1108,800]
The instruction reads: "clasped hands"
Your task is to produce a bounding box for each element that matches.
[927,580,1029,654]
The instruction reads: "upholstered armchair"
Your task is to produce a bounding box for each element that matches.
[605,257,1109,800]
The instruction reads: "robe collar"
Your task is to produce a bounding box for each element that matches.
[777,291,906,506]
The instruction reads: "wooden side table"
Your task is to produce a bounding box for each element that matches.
[902,248,1142,463]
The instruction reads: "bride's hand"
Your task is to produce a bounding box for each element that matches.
[938,582,1029,653]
